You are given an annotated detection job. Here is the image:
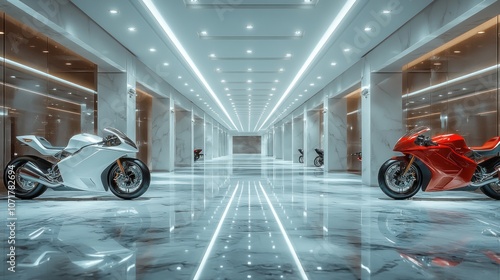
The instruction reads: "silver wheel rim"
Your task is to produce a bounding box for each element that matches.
[384,163,417,194]
[114,163,143,193]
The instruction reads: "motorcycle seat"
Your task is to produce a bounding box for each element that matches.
[470,136,500,157]
[36,136,65,151]
[314,148,324,156]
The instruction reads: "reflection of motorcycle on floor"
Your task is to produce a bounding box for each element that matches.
[377,208,500,278]
[15,206,150,279]
[314,148,324,167]
[378,126,500,200]
[4,127,150,199]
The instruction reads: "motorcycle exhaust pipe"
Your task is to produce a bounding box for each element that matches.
[19,162,62,188]
[470,177,499,187]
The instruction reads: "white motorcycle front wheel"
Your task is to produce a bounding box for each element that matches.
[107,158,150,199]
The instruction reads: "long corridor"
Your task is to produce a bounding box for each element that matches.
[1,155,499,279]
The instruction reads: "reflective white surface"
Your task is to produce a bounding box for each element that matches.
[1,155,499,279]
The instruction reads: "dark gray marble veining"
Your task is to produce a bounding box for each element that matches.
[1,155,499,279]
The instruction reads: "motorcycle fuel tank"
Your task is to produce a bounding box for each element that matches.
[65,134,103,152]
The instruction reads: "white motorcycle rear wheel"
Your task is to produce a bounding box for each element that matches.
[107,158,150,199]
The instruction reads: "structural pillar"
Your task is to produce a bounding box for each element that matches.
[325,97,348,171]
[305,108,321,167]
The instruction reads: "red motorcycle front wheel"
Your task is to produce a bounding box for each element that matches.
[378,159,422,200]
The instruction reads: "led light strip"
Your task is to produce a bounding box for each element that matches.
[142,0,238,131]
[193,182,240,280]
[257,0,357,132]
[404,64,499,99]
[1,57,96,94]
[258,181,308,280]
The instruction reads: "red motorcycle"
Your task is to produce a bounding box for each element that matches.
[378,126,500,200]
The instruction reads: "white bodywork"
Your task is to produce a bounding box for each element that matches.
[17,128,138,191]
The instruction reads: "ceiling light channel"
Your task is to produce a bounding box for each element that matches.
[257,0,357,131]
[142,0,238,131]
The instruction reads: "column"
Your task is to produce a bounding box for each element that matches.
[268,130,274,156]
[283,122,292,161]
[193,116,204,157]
[97,73,135,138]
[274,125,283,159]
[174,108,193,167]
[305,109,321,167]
[151,97,173,171]
[361,64,403,185]
[326,97,348,171]
[292,116,304,163]
[205,118,213,160]
[213,124,219,158]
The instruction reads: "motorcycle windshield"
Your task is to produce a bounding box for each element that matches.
[103,127,137,149]
[402,126,430,139]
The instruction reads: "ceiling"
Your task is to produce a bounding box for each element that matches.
[70,0,432,133]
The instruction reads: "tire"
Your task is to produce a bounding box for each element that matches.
[378,159,422,200]
[108,158,150,200]
[298,155,303,163]
[3,157,47,199]
[314,156,323,167]
[481,182,500,199]
[194,155,200,161]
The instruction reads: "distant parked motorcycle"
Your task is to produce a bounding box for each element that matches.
[378,126,500,200]
[351,152,362,161]
[298,149,304,163]
[314,148,324,167]
[3,127,150,200]
[194,148,203,161]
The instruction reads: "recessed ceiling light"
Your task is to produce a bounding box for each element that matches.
[68,92,72,95]
[364,27,371,31]
[477,31,485,34]
[304,89,308,92]
[343,48,350,52]
[248,68,252,72]
[453,50,461,54]
[295,30,302,35]
[109,9,118,14]
[128,27,136,31]
[462,87,467,90]
[274,79,279,83]
[149,48,156,52]
[10,75,15,78]
[299,94,303,97]
[382,10,390,14]
[184,82,188,86]
[178,76,182,79]
[433,62,441,66]
[209,53,216,58]
[221,79,226,83]
[227,93,231,96]
[200,31,207,36]
[246,50,253,54]
[271,88,276,91]
[42,50,49,53]
[285,53,292,57]
[247,80,252,83]
[164,62,169,66]
[331,62,337,66]
[246,24,253,30]
[317,76,321,79]
[190,89,194,92]
[279,68,284,72]
[310,83,315,86]
[270,94,274,96]
[225,87,229,91]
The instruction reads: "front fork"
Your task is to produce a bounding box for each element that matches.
[402,155,415,176]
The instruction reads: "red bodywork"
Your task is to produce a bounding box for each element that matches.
[393,127,500,192]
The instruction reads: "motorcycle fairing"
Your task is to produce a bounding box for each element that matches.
[394,133,477,192]
[57,148,126,191]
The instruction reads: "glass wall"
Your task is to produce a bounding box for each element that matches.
[1,14,97,178]
[346,89,361,172]
[135,87,152,169]
[403,16,499,146]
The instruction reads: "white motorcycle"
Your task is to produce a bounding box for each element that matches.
[3,127,150,200]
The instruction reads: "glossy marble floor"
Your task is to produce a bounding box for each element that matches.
[1,155,499,280]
